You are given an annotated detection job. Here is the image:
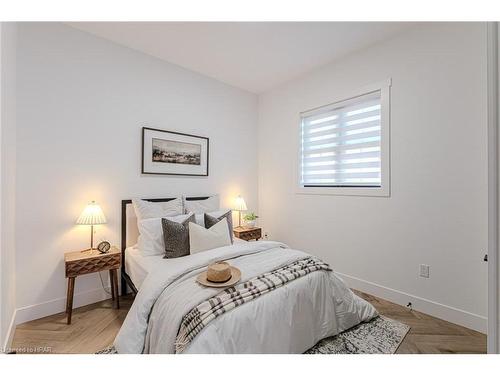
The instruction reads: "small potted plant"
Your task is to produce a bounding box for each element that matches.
[243,212,259,228]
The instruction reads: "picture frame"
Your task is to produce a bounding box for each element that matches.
[141,127,209,176]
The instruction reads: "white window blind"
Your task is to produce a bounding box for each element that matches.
[300,91,382,187]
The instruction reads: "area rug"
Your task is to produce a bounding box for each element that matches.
[305,315,410,354]
[96,315,409,354]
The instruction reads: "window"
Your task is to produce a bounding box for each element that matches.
[298,81,390,196]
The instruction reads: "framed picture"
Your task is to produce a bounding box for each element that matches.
[142,127,209,176]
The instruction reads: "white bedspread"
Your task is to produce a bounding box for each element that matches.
[114,241,377,354]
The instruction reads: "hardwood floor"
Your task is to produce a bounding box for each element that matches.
[353,290,486,354]
[11,290,486,354]
[11,295,133,354]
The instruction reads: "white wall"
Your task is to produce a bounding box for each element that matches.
[495,21,500,353]
[1,22,17,350]
[14,23,258,323]
[258,23,488,332]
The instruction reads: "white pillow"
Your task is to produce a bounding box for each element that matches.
[132,198,183,221]
[184,195,220,214]
[189,218,231,254]
[137,213,192,256]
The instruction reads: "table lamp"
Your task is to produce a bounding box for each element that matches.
[232,195,247,228]
[76,201,106,250]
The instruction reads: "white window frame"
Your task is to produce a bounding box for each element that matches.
[295,79,391,197]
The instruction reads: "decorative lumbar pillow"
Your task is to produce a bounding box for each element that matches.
[132,198,183,221]
[184,195,220,214]
[138,214,193,257]
[204,210,233,243]
[189,218,232,254]
[162,214,196,259]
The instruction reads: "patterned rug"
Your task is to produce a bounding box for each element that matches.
[305,316,410,354]
[96,315,409,354]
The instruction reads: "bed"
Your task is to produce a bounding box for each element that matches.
[116,197,378,354]
[120,197,210,294]
[123,245,157,290]
[124,239,247,290]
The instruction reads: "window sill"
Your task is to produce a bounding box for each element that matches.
[295,185,390,197]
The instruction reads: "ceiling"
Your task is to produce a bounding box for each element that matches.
[68,22,414,93]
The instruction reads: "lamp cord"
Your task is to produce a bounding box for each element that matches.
[98,271,112,296]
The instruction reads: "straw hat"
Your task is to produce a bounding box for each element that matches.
[196,262,241,288]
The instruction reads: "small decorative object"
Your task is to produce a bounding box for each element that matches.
[232,195,247,228]
[142,127,209,176]
[207,262,232,282]
[196,262,241,288]
[243,212,259,228]
[97,240,111,254]
[76,201,107,251]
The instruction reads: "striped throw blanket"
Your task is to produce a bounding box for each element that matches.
[175,257,331,353]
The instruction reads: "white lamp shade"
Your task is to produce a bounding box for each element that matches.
[232,196,247,211]
[76,201,107,225]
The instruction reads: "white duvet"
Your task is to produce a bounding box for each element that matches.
[114,241,378,354]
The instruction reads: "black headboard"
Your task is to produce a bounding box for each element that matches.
[120,196,209,295]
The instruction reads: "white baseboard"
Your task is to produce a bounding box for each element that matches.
[337,272,487,334]
[7,272,487,341]
[2,310,17,353]
[15,287,110,326]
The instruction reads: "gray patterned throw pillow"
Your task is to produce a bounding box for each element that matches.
[204,210,233,243]
[162,214,195,259]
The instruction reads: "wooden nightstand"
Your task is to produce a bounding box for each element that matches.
[233,227,262,241]
[64,247,121,324]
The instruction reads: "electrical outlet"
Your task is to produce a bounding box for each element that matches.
[419,264,430,278]
[264,232,269,240]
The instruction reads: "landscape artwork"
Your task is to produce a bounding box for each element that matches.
[142,127,209,176]
[152,138,201,165]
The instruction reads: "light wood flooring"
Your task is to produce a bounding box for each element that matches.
[11,296,133,354]
[353,290,486,353]
[11,290,486,354]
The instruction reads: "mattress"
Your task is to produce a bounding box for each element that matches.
[125,246,164,289]
[125,238,248,289]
